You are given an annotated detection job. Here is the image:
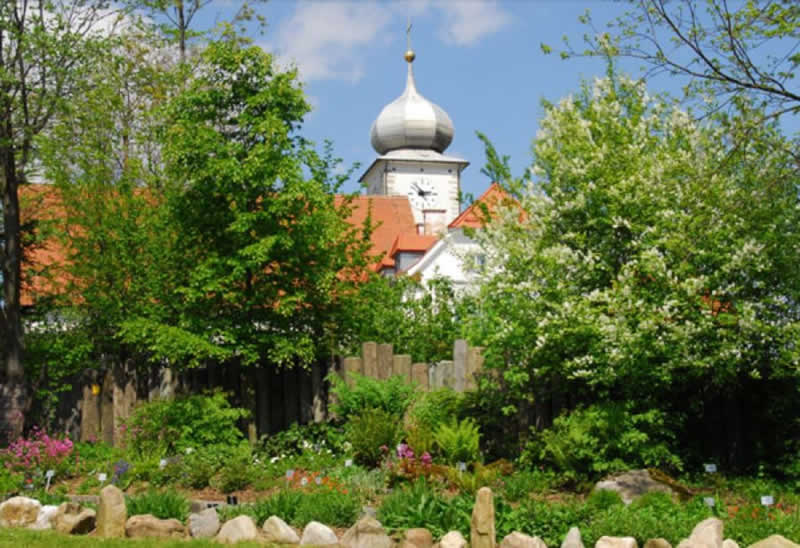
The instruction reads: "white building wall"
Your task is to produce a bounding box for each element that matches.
[409,229,482,288]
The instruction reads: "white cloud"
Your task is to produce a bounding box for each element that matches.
[268,1,393,83]
[268,0,510,83]
[436,0,511,46]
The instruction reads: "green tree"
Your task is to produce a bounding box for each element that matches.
[560,1,800,123]
[116,30,372,369]
[0,0,113,442]
[469,72,800,468]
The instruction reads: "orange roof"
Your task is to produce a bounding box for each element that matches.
[389,233,437,258]
[449,182,515,229]
[337,195,417,271]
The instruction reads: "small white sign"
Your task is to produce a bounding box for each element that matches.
[286,469,295,479]
[159,459,168,470]
[185,447,194,454]
[315,477,322,486]
[98,473,107,482]
[704,463,717,473]
[457,462,467,472]
[45,470,55,479]
[300,477,308,486]
[704,497,715,507]
[344,459,353,467]
[761,495,774,506]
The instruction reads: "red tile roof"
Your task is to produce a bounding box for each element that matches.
[449,182,514,229]
[389,233,438,258]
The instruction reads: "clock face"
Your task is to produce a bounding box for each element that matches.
[408,178,439,210]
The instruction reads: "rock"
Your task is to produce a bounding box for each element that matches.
[300,521,338,545]
[217,515,259,544]
[0,496,41,527]
[644,540,672,548]
[188,508,220,538]
[341,516,392,548]
[440,531,468,548]
[562,527,585,548]
[594,470,676,505]
[748,535,800,548]
[125,514,185,538]
[96,484,126,538]
[723,541,739,548]
[677,518,723,548]
[596,537,638,548]
[471,487,496,548]
[500,532,548,548]
[52,502,96,534]
[30,505,59,530]
[401,528,434,548]
[263,515,300,544]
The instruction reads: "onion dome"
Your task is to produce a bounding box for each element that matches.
[370,49,454,155]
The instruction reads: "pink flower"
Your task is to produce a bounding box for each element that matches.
[421,452,432,466]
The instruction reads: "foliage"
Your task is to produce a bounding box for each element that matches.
[404,388,464,456]
[209,444,255,493]
[292,487,361,528]
[0,527,253,547]
[3,428,74,478]
[123,392,248,457]
[377,479,474,539]
[469,71,800,469]
[125,489,191,522]
[261,421,348,458]
[339,275,472,364]
[505,496,591,547]
[329,373,416,420]
[177,444,237,490]
[523,403,682,483]
[218,489,303,526]
[561,1,800,124]
[499,468,557,502]
[347,408,402,467]
[0,466,22,495]
[434,418,482,465]
[115,30,372,368]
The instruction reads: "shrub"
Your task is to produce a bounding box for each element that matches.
[3,427,74,478]
[219,489,303,526]
[347,408,402,467]
[261,422,348,458]
[293,487,361,528]
[210,443,254,493]
[125,489,190,521]
[434,418,481,465]
[522,402,682,483]
[0,466,22,495]
[404,388,463,455]
[123,391,248,457]
[328,372,416,420]
[499,468,557,502]
[377,479,473,539]
[178,444,232,489]
[505,496,590,547]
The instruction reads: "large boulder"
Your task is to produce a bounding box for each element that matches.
[471,487,496,548]
[125,514,185,538]
[188,508,220,538]
[300,521,338,545]
[401,528,434,548]
[263,515,300,544]
[52,502,96,534]
[644,540,672,548]
[0,496,41,527]
[340,516,392,548]
[96,485,126,538]
[594,470,676,505]
[440,531,469,548]
[677,518,723,548]
[30,504,59,530]
[217,515,260,544]
[596,537,638,548]
[562,528,585,548]
[748,536,800,548]
[500,532,548,548]
[723,540,739,548]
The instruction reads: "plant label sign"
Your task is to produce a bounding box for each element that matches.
[159,459,167,470]
[286,469,295,480]
[704,497,715,507]
[45,470,55,479]
[761,495,774,506]
[704,463,717,473]
[345,459,353,467]
[457,462,467,472]
[300,477,308,487]
[315,477,322,485]
[98,473,107,483]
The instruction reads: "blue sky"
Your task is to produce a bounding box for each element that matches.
[198,1,715,199]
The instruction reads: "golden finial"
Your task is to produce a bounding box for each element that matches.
[405,17,415,63]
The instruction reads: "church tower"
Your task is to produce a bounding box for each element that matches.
[359,43,469,235]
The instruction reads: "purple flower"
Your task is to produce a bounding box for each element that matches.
[421,452,432,466]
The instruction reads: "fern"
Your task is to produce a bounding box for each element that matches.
[434,418,481,465]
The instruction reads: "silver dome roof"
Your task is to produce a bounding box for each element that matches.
[370,53,454,155]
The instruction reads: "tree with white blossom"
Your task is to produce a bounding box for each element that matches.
[469,70,800,468]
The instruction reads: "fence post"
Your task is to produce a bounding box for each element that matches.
[453,339,468,392]
[393,355,412,382]
[411,363,429,391]
[377,343,393,380]
[362,342,378,378]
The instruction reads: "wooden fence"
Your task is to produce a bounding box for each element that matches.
[73,340,483,446]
